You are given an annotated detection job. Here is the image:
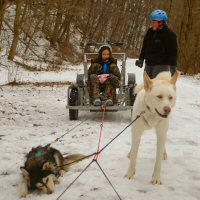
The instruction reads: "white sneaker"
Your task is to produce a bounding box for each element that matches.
[105,99,113,106]
[93,98,101,106]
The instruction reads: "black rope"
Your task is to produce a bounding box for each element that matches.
[56,159,122,200]
[44,119,87,148]
[56,159,94,200]
[55,112,144,200]
[95,160,122,200]
[56,113,144,168]
[99,114,142,154]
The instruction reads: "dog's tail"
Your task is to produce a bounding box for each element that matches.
[155,71,171,81]
[64,154,87,165]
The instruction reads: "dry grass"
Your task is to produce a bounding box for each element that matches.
[7,81,71,87]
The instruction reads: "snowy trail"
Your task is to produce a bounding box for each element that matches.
[0,60,200,200]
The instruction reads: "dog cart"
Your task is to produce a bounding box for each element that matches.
[66,41,137,120]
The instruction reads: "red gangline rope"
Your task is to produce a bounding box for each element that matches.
[94,103,106,160]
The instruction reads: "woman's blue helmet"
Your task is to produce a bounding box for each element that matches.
[150,9,168,22]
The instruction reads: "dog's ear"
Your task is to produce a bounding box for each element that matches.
[144,71,153,91]
[170,71,178,85]
[20,167,29,177]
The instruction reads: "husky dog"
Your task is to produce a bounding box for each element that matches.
[125,71,178,184]
[20,145,85,197]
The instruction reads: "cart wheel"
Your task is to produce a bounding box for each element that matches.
[128,73,136,106]
[76,74,85,87]
[129,87,136,106]
[68,87,78,120]
[128,73,136,86]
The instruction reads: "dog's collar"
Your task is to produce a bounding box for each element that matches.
[155,108,168,118]
[36,150,43,157]
[144,97,152,113]
[145,104,151,112]
[142,115,151,126]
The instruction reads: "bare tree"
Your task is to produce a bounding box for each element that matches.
[8,0,23,60]
[49,0,63,47]
[0,0,8,37]
[0,0,199,73]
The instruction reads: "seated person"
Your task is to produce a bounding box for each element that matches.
[88,44,121,106]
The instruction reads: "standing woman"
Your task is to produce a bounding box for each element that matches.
[135,9,178,78]
[88,44,121,106]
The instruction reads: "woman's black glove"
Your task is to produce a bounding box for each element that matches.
[170,66,177,76]
[135,59,143,68]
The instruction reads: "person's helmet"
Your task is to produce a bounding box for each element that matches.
[98,44,112,53]
[150,9,168,22]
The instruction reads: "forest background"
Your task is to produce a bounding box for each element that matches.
[0,0,200,75]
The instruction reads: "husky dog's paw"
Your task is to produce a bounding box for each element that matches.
[20,182,28,198]
[59,170,65,177]
[151,174,162,185]
[20,192,27,198]
[36,174,56,194]
[20,190,28,198]
[124,170,135,180]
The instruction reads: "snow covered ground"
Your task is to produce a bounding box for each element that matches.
[0,59,200,200]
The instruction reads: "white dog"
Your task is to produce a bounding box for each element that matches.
[125,71,178,184]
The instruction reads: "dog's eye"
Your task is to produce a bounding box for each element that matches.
[45,177,49,184]
[157,95,163,99]
[169,96,173,100]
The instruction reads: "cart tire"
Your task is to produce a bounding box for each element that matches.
[128,73,136,86]
[128,73,136,106]
[68,87,78,120]
[128,87,137,106]
[76,74,85,87]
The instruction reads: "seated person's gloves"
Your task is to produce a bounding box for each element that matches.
[135,59,144,68]
[109,74,120,87]
[90,74,98,80]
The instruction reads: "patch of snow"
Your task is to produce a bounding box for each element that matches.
[0,59,200,200]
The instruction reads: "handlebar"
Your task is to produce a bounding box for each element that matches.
[86,41,124,47]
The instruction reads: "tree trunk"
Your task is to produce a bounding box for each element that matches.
[0,0,8,37]
[8,0,22,60]
[179,0,200,74]
[50,0,62,47]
